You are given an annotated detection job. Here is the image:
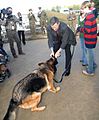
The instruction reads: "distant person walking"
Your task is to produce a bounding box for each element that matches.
[28,9,36,38]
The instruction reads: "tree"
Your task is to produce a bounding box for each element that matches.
[51,7,56,12]
[68,5,80,10]
[56,6,61,12]
[51,6,61,12]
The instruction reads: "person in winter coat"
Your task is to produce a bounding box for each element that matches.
[76,1,97,76]
[5,7,25,58]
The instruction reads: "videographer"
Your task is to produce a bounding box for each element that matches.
[4,7,25,58]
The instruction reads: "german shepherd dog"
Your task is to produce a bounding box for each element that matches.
[3,56,60,120]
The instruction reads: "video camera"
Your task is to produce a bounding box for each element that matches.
[0,8,7,20]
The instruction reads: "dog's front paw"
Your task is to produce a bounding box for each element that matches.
[31,106,46,112]
[49,86,60,93]
[56,86,60,92]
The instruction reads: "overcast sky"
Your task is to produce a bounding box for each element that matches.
[0,0,86,14]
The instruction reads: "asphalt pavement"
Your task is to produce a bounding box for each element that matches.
[0,37,99,120]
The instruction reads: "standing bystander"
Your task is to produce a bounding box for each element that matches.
[67,8,76,33]
[38,7,48,34]
[17,12,26,45]
[28,9,36,38]
[78,9,87,66]
[76,1,97,76]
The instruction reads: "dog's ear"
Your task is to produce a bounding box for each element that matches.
[51,55,55,58]
[38,62,44,66]
[51,56,58,65]
[51,55,56,59]
[47,57,55,66]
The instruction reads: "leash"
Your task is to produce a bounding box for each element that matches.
[53,32,77,83]
[53,45,75,83]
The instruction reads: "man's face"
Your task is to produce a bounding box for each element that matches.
[51,23,60,31]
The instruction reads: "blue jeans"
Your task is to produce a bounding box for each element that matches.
[86,48,96,73]
[80,37,87,65]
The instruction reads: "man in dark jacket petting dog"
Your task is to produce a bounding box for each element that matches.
[47,17,77,76]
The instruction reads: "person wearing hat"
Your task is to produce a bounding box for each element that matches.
[76,1,97,76]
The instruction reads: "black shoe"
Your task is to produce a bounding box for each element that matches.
[6,69,11,78]
[23,42,26,45]
[19,52,25,55]
[0,77,4,82]
[13,55,18,58]
[82,64,88,66]
[80,60,83,62]
[0,73,6,82]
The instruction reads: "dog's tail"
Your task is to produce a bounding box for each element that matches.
[3,99,18,120]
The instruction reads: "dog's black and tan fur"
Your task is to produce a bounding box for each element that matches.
[3,56,60,120]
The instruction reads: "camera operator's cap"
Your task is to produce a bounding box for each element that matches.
[6,7,12,11]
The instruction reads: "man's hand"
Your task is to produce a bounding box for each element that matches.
[55,48,62,58]
[50,51,54,57]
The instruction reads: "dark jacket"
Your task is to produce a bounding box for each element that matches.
[5,15,19,31]
[47,22,76,49]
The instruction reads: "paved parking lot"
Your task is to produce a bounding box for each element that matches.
[0,38,99,120]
